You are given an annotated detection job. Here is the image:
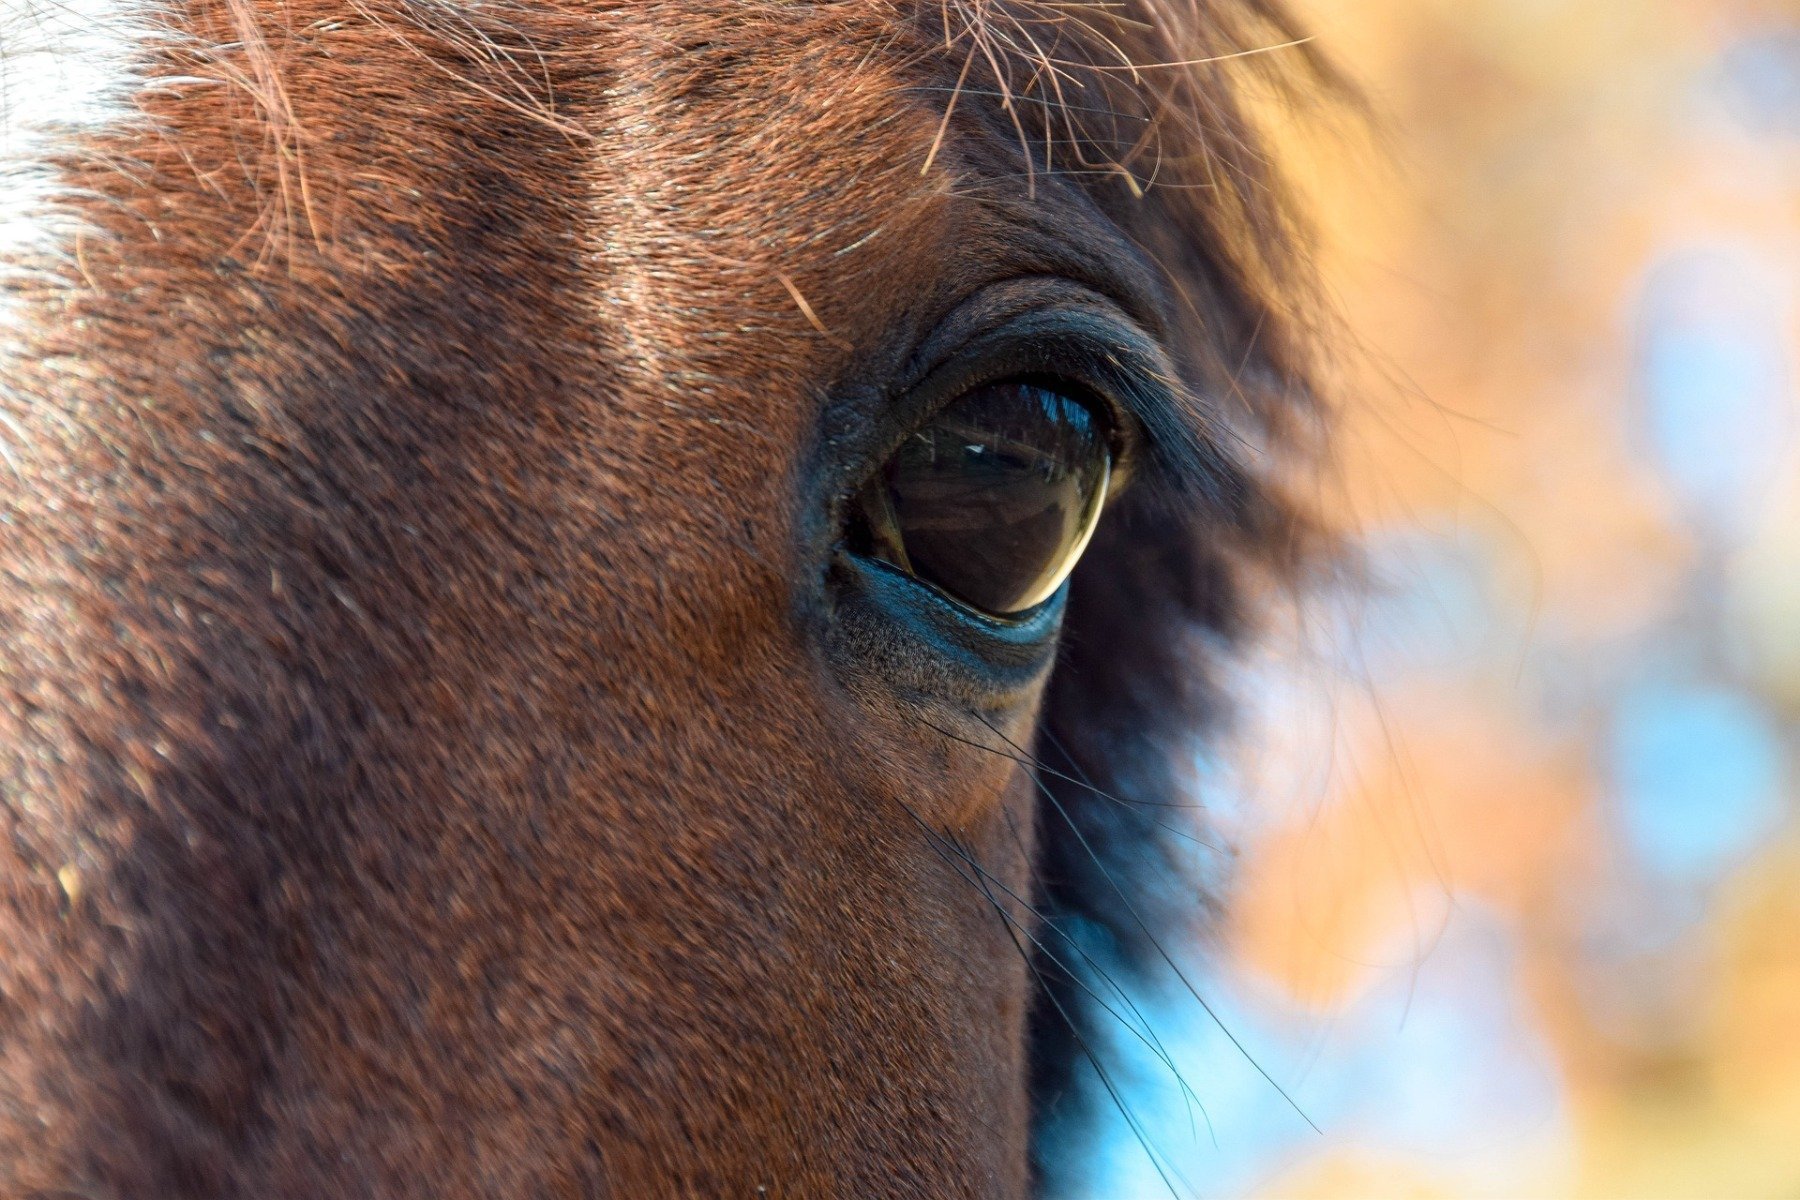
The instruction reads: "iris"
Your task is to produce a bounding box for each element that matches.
[851,381,1112,616]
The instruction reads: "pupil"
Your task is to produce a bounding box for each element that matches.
[868,381,1111,615]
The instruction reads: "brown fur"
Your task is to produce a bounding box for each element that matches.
[0,1,1326,1195]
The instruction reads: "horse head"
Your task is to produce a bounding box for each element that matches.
[0,1,1324,1193]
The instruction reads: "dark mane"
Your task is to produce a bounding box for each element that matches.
[900,1,1337,1185]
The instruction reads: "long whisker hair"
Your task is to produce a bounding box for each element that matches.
[891,790,1200,1198]
[898,0,1347,1188]
[917,707,1313,1194]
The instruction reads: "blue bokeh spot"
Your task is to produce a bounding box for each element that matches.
[1608,682,1788,885]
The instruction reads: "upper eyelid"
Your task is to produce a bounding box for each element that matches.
[980,365,1144,493]
[864,322,1142,481]
[904,298,1181,487]
[1001,318,1243,514]
[818,276,1235,518]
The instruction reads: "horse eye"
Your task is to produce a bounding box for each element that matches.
[851,381,1112,616]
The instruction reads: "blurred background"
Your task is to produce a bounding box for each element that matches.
[1083,0,1800,1195]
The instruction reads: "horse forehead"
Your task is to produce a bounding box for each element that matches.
[584,9,964,374]
[0,0,965,378]
[0,0,950,223]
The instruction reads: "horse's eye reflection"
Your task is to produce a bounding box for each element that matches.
[849,381,1112,617]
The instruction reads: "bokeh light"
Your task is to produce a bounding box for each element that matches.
[1083,1,1800,1194]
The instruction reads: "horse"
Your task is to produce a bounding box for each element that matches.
[0,0,1327,1193]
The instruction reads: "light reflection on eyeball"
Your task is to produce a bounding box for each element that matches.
[851,381,1112,616]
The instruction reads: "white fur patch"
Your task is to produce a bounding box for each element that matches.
[0,0,160,303]
[0,0,163,472]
